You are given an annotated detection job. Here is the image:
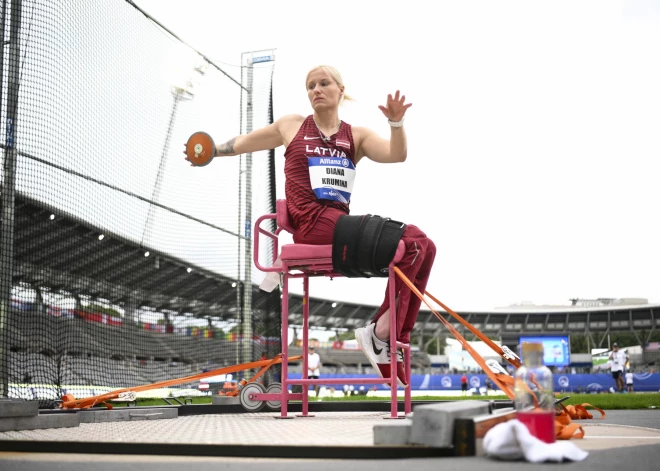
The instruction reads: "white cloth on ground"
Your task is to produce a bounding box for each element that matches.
[483,419,588,463]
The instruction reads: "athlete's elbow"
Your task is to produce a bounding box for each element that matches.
[397,152,408,163]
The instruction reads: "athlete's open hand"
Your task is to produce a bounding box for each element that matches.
[378,90,412,122]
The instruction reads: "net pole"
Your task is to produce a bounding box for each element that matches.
[240,55,254,366]
[0,0,22,398]
[240,50,275,367]
[236,64,244,366]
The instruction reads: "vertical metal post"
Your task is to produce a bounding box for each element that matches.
[240,57,254,366]
[586,334,590,356]
[236,57,246,367]
[0,0,22,397]
[34,284,44,314]
[300,276,309,415]
[239,49,274,368]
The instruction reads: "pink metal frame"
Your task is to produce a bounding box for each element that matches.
[253,206,412,418]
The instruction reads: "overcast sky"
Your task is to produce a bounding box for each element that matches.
[134,0,660,312]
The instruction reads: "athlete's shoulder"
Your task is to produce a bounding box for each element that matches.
[278,115,307,147]
[349,125,374,145]
[276,114,306,136]
[349,125,372,136]
[276,114,306,125]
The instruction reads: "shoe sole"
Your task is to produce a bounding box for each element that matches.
[382,366,407,389]
[394,361,408,389]
[395,346,410,388]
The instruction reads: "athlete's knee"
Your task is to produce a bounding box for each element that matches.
[403,223,426,239]
[426,238,437,259]
[407,238,427,266]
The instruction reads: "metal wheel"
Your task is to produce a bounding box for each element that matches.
[239,382,266,412]
[265,382,282,411]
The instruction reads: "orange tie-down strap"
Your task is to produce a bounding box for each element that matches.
[392,266,517,400]
[60,354,302,410]
[555,403,606,439]
[392,266,606,440]
[423,290,521,369]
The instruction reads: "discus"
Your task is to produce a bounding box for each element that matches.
[185,131,215,167]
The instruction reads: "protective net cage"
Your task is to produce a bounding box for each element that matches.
[0,0,280,407]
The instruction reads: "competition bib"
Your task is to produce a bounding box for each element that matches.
[308,156,356,204]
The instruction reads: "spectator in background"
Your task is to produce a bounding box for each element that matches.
[625,369,634,393]
[609,343,629,392]
[308,346,322,397]
[461,373,468,396]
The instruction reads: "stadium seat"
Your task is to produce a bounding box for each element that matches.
[253,199,411,418]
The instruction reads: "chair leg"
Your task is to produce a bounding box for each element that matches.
[277,272,293,419]
[404,346,412,415]
[388,265,399,418]
[384,262,413,418]
[297,275,314,417]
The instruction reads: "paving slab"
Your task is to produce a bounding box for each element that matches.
[0,412,389,446]
[211,396,240,406]
[0,408,658,458]
[0,400,38,419]
[77,408,178,423]
[410,400,490,447]
[373,420,412,445]
[0,413,80,433]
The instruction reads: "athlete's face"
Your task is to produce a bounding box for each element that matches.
[306,69,344,110]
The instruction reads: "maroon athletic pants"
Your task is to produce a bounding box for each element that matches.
[293,207,436,344]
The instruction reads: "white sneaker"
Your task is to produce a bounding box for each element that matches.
[354,323,391,380]
[355,324,409,388]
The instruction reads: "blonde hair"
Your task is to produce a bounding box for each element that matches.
[305,65,354,103]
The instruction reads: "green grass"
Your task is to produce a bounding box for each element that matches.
[319,393,660,410]
[104,396,212,407]
[317,394,510,402]
[113,392,660,410]
[559,393,660,411]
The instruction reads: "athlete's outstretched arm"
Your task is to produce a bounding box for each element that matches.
[354,91,412,164]
[184,114,301,159]
[214,121,282,157]
[214,114,302,157]
[355,125,408,164]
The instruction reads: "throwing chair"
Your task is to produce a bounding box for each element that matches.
[251,199,412,418]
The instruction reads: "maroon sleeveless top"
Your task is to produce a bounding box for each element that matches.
[284,115,356,236]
